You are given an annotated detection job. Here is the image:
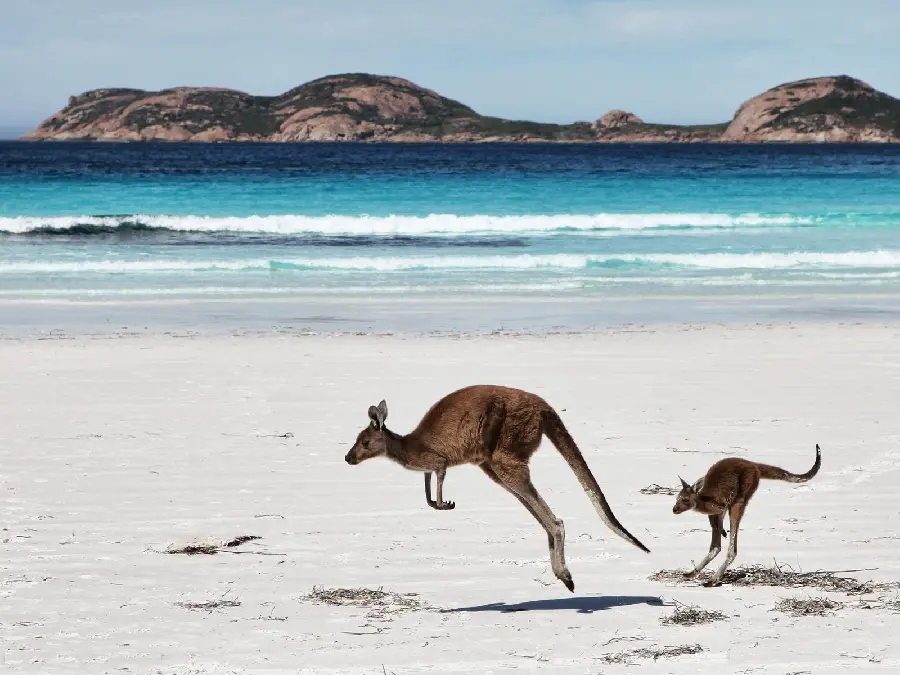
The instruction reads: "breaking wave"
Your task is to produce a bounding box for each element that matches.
[0,213,816,237]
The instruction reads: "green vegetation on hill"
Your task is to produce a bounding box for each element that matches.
[766,89,900,136]
[120,90,282,136]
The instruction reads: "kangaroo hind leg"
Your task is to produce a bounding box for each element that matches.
[705,502,746,587]
[487,459,574,593]
[684,514,723,579]
[481,464,553,553]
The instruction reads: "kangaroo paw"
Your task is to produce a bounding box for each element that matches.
[435,500,455,510]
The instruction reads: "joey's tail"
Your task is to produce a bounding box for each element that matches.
[542,409,650,553]
[756,444,822,483]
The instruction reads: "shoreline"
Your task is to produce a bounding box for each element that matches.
[10,138,900,145]
[3,291,900,340]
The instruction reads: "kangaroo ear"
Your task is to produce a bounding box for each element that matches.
[679,476,692,491]
[368,405,382,430]
[376,399,388,423]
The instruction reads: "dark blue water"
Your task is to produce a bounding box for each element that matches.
[2,141,900,302]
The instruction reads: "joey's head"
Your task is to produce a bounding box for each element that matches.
[345,399,390,466]
[672,477,697,514]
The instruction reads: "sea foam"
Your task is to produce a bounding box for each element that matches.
[0,213,814,236]
[3,251,899,274]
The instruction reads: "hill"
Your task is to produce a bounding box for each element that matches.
[21,73,900,143]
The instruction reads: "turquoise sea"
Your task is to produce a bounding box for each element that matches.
[3,142,900,332]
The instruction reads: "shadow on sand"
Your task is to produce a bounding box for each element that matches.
[445,595,665,614]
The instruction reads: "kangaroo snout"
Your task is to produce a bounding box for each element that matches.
[345,450,358,465]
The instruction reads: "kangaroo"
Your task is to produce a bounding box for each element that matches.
[344,384,650,592]
[672,444,821,587]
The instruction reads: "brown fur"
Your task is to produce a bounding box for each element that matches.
[345,384,650,592]
[672,444,821,586]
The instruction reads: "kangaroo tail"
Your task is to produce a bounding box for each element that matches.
[541,409,650,553]
[756,444,821,483]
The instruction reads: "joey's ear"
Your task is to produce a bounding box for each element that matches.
[679,476,692,491]
[376,399,388,422]
[368,405,382,430]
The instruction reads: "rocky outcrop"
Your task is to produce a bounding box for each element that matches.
[22,75,483,143]
[721,76,900,142]
[595,110,644,130]
[24,87,274,142]
[21,73,900,143]
[23,74,601,143]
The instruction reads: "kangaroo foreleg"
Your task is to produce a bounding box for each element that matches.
[424,472,435,507]
[434,467,455,510]
[425,469,454,510]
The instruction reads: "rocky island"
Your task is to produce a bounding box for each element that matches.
[21,73,900,143]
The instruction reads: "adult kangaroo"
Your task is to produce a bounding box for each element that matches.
[344,384,650,592]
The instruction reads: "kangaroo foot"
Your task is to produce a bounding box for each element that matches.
[682,569,699,579]
[557,568,575,593]
[702,577,723,588]
[551,560,575,592]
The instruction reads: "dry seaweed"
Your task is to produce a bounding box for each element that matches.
[651,562,898,595]
[640,484,678,496]
[880,599,900,613]
[856,597,900,613]
[166,542,219,555]
[223,535,262,548]
[300,586,432,621]
[774,595,842,617]
[600,644,704,664]
[175,599,241,611]
[661,602,727,626]
[166,535,262,555]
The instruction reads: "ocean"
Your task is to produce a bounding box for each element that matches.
[3,141,900,333]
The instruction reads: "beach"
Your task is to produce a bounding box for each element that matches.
[5,7,900,673]
[3,322,900,673]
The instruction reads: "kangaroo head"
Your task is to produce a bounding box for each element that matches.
[672,476,697,514]
[345,399,389,465]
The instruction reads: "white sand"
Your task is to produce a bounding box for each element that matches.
[2,324,900,674]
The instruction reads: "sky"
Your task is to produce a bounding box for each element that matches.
[2,0,900,132]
